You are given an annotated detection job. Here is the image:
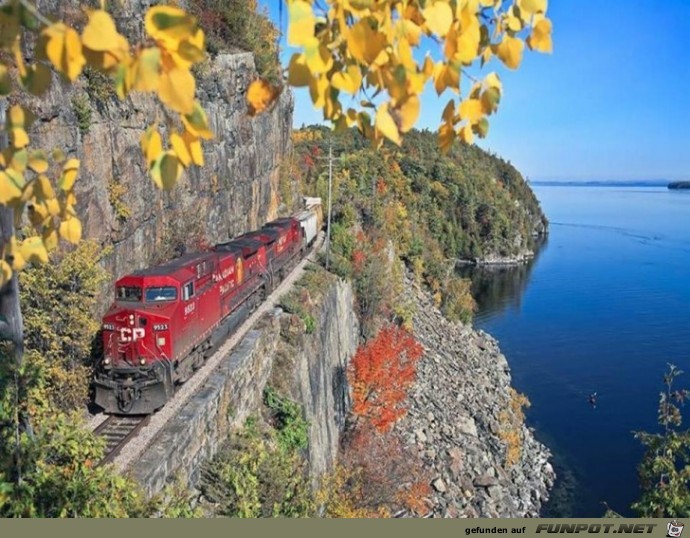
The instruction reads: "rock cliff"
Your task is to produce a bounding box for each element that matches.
[21,3,294,307]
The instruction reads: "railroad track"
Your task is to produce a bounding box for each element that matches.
[94,415,150,465]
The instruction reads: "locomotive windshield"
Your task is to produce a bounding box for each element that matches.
[117,286,142,302]
[145,286,178,302]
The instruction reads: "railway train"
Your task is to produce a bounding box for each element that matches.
[93,200,323,415]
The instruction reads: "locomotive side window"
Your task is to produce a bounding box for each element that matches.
[182,282,194,301]
[145,286,177,302]
[117,286,142,302]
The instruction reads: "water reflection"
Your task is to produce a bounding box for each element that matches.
[457,236,548,318]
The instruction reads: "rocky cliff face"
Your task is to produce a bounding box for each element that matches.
[22,4,293,308]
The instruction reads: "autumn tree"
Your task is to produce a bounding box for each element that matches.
[349,323,423,431]
[249,0,552,151]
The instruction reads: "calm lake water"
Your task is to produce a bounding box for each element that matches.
[464,185,690,517]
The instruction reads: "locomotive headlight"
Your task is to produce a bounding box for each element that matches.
[129,314,134,325]
[139,358,146,365]
[157,336,166,347]
[103,358,110,365]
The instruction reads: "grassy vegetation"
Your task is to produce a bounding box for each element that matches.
[187,0,281,84]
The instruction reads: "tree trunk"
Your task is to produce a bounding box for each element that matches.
[0,99,31,485]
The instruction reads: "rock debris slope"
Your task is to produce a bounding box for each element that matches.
[401,276,555,517]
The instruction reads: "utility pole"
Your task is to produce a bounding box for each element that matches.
[325,139,333,270]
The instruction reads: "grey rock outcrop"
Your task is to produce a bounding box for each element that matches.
[399,275,555,517]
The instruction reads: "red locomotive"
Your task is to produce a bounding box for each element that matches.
[93,201,323,414]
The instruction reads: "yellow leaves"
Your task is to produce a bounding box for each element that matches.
[423,2,453,37]
[375,104,401,145]
[287,1,315,47]
[0,260,11,288]
[331,66,362,94]
[0,170,24,205]
[246,79,281,116]
[158,67,195,115]
[58,159,80,192]
[496,35,524,69]
[347,20,386,65]
[304,37,333,74]
[17,237,49,265]
[528,18,553,53]
[287,54,312,87]
[59,217,82,244]
[145,6,197,48]
[127,47,161,92]
[182,102,214,140]
[150,152,183,190]
[42,23,85,81]
[141,126,163,167]
[518,0,548,16]
[459,99,483,124]
[81,10,121,51]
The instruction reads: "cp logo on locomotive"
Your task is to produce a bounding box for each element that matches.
[120,327,145,342]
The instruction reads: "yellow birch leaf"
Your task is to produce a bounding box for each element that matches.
[43,23,85,81]
[331,71,356,94]
[485,72,502,91]
[441,99,455,123]
[170,131,191,167]
[183,131,203,166]
[423,2,453,37]
[10,128,28,149]
[396,95,420,133]
[0,170,23,205]
[401,19,422,46]
[145,6,196,46]
[473,117,489,137]
[347,20,386,64]
[59,216,82,244]
[304,37,333,74]
[42,227,59,251]
[518,0,548,15]
[460,99,483,124]
[81,10,120,52]
[150,151,182,190]
[496,35,524,69]
[438,122,455,153]
[46,198,61,217]
[287,1,315,47]
[0,260,12,288]
[18,237,49,265]
[287,54,311,87]
[182,102,213,140]
[158,67,195,115]
[375,104,401,145]
[309,75,329,109]
[459,123,474,144]
[58,158,80,191]
[246,79,280,116]
[28,151,49,174]
[36,175,56,200]
[480,87,501,114]
[527,18,553,53]
[143,129,163,166]
[129,47,161,92]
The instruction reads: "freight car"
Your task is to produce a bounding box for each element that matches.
[93,200,323,415]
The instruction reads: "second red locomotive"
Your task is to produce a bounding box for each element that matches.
[93,202,323,414]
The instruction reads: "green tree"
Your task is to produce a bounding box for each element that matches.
[633,364,690,517]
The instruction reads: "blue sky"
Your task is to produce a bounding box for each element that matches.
[257,1,690,181]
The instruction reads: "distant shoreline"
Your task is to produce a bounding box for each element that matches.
[530,180,671,188]
[668,181,690,190]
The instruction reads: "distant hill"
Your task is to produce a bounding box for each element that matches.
[668,181,690,190]
[530,180,671,188]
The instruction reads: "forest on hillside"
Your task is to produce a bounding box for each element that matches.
[289,126,548,325]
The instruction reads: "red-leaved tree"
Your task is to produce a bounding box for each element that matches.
[349,324,423,432]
